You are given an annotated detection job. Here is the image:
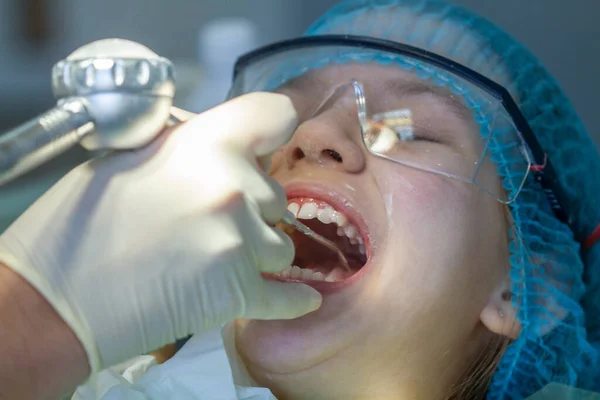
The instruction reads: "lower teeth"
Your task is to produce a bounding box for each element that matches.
[275,265,351,282]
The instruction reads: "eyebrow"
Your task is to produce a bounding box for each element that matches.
[382,79,474,122]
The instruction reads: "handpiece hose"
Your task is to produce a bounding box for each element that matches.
[0,99,93,185]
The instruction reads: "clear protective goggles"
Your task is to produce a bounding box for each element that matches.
[228,36,570,222]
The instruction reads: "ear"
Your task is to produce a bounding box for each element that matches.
[480,279,521,340]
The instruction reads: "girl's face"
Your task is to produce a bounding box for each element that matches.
[235,64,513,399]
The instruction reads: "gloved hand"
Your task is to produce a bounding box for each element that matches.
[0,93,321,374]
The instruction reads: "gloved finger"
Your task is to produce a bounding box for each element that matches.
[183,92,298,157]
[253,225,295,274]
[237,165,287,225]
[221,192,291,268]
[245,280,322,320]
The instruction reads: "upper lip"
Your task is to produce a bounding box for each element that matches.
[283,181,372,255]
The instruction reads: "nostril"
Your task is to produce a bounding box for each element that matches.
[323,149,343,163]
[292,148,305,161]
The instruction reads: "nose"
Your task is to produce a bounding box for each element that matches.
[280,110,366,173]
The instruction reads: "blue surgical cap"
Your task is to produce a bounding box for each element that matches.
[301,0,600,398]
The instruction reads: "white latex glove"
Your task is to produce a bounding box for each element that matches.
[0,93,321,374]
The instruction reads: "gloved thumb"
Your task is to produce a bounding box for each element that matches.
[246,281,322,320]
[183,92,298,158]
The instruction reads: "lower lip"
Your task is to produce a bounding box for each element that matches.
[262,255,372,295]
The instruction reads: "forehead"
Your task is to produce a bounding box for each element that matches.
[279,63,423,92]
[276,63,474,123]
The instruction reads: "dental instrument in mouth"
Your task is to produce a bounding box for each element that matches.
[281,210,351,272]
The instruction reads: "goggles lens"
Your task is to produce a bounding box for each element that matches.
[229,43,533,203]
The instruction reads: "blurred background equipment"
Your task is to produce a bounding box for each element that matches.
[181,17,259,112]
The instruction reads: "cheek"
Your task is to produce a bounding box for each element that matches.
[372,166,502,317]
[376,165,472,243]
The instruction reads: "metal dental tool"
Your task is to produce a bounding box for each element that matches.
[0,38,176,186]
[281,210,351,272]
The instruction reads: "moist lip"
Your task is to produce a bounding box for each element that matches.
[263,182,373,294]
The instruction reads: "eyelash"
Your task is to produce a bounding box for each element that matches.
[407,132,443,144]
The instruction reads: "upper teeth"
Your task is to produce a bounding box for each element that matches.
[287,199,365,254]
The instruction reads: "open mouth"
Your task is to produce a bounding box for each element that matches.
[274,197,369,287]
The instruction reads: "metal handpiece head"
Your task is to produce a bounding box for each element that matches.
[52,38,176,150]
[281,210,351,272]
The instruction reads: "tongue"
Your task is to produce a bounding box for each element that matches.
[306,260,362,273]
[284,220,364,280]
[305,259,340,275]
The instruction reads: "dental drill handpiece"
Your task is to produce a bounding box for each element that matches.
[0,39,176,186]
[281,209,351,272]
